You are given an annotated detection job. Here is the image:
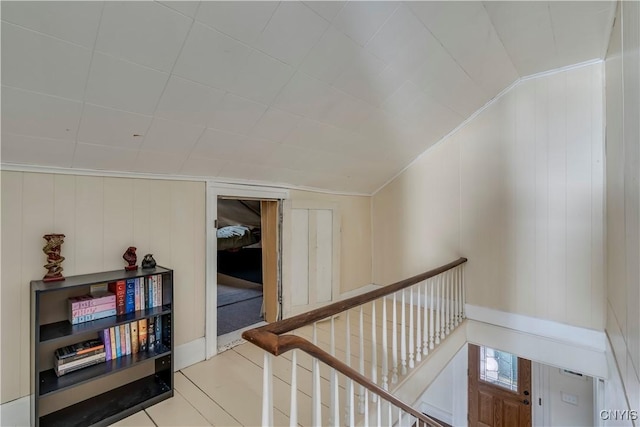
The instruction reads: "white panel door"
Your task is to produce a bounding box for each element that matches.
[287,202,340,315]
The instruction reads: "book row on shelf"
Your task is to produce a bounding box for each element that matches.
[67,273,164,324]
[54,316,164,377]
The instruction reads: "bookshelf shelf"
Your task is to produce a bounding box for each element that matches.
[31,267,174,427]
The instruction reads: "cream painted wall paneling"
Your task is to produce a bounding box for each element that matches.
[0,172,205,404]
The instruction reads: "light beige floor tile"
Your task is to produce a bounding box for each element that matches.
[109,410,155,427]
[145,389,211,426]
[174,372,242,427]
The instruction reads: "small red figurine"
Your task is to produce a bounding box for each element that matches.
[123,246,138,271]
[43,233,66,282]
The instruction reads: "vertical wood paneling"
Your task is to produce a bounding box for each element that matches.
[21,173,55,397]
[192,183,206,338]
[565,65,593,328]
[291,209,309,307]
[515,80,536,317]
[1,172,23,402]
[546,72,568,324]
[103,178,134,271]
[53,175,77,276]
[315,209,333,303]
[75,176,104,274]
[147,180,172,267]
[132,179,152,255]
[534,78,550,319]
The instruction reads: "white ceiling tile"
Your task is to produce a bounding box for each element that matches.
[1,1,102,48]
[231,49,295,105]
[303,1,346,22]
[192,128,277,163]
[210,93,268,135]
[140,118,204,153]
[158,1,201,18]
[1,133,75,168]
[95,2,192,72]
[333,1,398,46]
[1,23,92,100]
[180,155,226,177]
[284,119,356,154]
[249,108,303,142]
[173,22,251,91]
[274,73,337,120]
[77,104,153,149]
[320,92,374,133]
[260,144,315,170]
[1,86,83,139]
[133,149,189,174]
[217,161,282,183]
[365,4,426,64]
[332,50,389,104]
[409,1,518,94]
[255,2,329,67]
[483,2,557,76]
[73,142,138,171]
[382,80,422,120]
[195,1,278,45]
[409,45,490,118]
[299,26,361,84]
[84,53,169,115]
[155,76,224,126]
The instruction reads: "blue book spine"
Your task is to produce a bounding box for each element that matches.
[155,315,162,348]
[114,326,121,358]
[148,277,154,309]
[125,279,135,313]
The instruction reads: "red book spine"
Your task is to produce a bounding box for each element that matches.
[108,280,127,315]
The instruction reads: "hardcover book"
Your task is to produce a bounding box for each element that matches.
[138,319,148,352]
[108,280,127,315]
[114,326,121,358]
[103,329,111,361]
[148,317,155,351]
[109,327,117,359]
[131,321,139,354]
[124,323,131,355]
[54,339,104,360]
[125,279,136,314]
[119,324,126,356]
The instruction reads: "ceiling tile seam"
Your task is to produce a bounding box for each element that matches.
[255,1,283,40]
[480,1,522,79]
[361,2,402,55]
[71,1,106,170]
[406,5,489,98]
[136,3,201,164]
[303,1,347,25]
[175,126,209,174]
[547,3,560,62]
[0,19,95,51]
[1,84,85,104]
[154,0,200,20]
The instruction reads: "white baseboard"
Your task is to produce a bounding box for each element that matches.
[175,337,206,371]
[420,401,453,426]
[465,304,606,352]
[0,395,29,427]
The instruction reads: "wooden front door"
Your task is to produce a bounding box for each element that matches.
[468,344,532,427]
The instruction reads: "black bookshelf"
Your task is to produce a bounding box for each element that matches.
[31,267,174,427]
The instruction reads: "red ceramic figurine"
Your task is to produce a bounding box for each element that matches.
[123,246,138,271]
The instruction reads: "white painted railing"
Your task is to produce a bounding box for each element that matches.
[244,259,466,427]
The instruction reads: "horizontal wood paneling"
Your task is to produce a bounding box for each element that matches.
[0,171,205,403]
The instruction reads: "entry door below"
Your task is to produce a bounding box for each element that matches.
[468,344,532,427]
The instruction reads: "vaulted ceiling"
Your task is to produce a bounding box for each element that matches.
[1,1,615,194]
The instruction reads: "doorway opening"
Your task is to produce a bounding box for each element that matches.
[214,196,281,349]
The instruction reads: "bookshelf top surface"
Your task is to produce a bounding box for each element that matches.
[31,266,172,292]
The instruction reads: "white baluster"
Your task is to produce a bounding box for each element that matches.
[262,353,274,427]
[382,297,389,390]
[400,289,407,375]
[330,317,339,426]
[387,401,393,427]
[416,284,422,363]
[364,389,369,426]
[454,268,459,327]
[290,350,297,427]
[345,310,352,425]
[377,395,382,427]
[445,271,451,336]
[392,293,398,384]
[423,281,429,356]
[441,274,447,339]
[312,323,321,427]
[349,378,355,427]
[398,408,403,427]
[435,277,441,345]
[371,301,378,402]
[359,307,365,414]
[458,266,464,322]
[462,265,466,319]
[429,279,435,350]
[409,287,415,369]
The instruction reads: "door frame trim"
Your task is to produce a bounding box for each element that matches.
[205,182,289,359]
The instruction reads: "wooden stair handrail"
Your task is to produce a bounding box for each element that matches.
[242,258,467,427]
